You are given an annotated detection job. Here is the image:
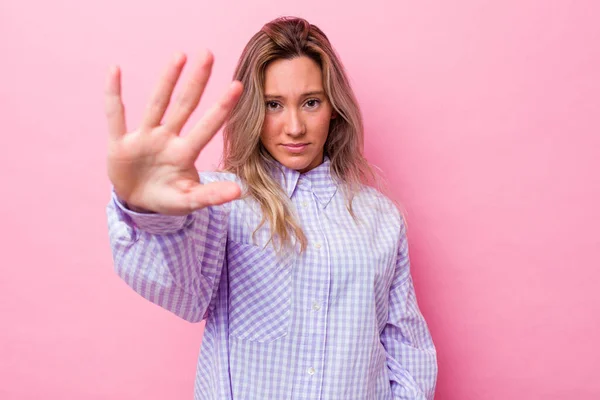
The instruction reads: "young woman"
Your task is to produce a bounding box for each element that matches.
[105,16,437,400]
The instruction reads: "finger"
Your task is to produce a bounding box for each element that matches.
[104,65,127,140]
[164,181,242,213]
[140,52,187,129]
[163,50,215,134]
[185,80,243,155]
[189,181,242,210]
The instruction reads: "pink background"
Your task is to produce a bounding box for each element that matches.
[1,0,599,399]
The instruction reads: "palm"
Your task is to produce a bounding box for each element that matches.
[105,51,243,215]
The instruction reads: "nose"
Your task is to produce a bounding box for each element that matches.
[284,109,305,137]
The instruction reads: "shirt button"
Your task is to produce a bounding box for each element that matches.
[307,367,315,375]
[302,201,308,208]
[312,302,321,311]
[315,242,322,249]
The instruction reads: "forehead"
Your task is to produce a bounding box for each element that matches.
[263,56,323,95]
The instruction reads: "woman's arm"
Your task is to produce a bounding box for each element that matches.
[380,221,438,399]
[106,179,229,323]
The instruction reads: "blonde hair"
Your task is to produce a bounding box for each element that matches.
[222,16,375,251]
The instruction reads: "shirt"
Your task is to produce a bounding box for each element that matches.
[106,157,437,399]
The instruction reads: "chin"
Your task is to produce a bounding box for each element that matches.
[277,154,314,172]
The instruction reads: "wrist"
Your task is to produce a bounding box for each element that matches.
[114,192,155,214]
[126,202,155,214]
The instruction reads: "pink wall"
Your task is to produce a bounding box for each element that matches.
[1,0,598,398]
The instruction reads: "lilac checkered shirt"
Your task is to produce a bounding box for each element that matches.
[106,157,437,399]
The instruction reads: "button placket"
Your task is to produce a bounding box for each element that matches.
[294,180,327,391]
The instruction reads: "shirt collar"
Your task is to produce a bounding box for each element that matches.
[269,156,339,208]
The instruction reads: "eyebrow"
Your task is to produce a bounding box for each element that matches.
[264,91,325,99]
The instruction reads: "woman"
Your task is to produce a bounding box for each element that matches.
[105,16,437,399]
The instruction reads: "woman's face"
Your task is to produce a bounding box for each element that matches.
[260,56,334,173]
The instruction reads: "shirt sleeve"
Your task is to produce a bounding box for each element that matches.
[105,182,229,323]
[380,221,438,399]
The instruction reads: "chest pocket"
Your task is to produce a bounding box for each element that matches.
[226,240,294,342]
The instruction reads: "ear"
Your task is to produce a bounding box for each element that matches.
[330,110,337,120]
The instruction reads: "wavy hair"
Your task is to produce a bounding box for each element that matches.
[222,16,375,251]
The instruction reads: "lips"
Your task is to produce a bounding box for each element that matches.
[281,143,309,153]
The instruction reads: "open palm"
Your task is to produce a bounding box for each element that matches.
[105,51,243,216]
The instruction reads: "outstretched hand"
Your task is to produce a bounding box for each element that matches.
[105,51,243,215]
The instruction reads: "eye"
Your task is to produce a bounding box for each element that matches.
[305,99,321,109]
[265,101,281,110]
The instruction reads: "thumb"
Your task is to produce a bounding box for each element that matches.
[187,181,242,210]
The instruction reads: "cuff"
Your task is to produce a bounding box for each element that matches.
[111,189,191,234]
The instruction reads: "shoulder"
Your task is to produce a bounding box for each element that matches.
[350,184,406,234]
